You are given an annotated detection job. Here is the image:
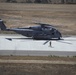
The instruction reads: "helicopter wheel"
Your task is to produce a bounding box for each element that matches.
[58,37,60,40]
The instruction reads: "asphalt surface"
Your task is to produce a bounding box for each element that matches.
[0,34,76,56]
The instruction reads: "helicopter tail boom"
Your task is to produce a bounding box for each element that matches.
[0,19,6,30]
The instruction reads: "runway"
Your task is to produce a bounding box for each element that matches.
[0,34,76,56]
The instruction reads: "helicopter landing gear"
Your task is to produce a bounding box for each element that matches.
[58,37,61,40]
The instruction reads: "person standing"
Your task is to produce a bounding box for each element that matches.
[49,41,52,47]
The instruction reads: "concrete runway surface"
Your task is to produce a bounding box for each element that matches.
[0,34,76,56]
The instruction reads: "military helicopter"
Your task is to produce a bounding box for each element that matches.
[0,19,72,45]
[0,19,63,45]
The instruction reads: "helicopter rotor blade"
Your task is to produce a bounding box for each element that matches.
[34,23,46,25]
[57,40,72,44]
[34,22,53,27]
[34,23,47,28]
[6,38,32,41]
[43,40,50,45]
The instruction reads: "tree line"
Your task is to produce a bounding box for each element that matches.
[1,0,76,4]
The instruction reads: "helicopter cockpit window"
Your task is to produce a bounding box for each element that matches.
[29,27,32,29]
[51,28,55,35]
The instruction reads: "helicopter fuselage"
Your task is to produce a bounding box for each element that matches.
[0,19,62,40]
[6,25,62,40]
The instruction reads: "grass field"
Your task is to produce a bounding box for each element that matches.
[0,63,76,75]
[0,3,76,35]
[0,56,76,75]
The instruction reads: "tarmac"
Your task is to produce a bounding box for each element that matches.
[0,34,76,56]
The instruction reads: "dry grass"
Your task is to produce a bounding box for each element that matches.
[0,63,76,75]
[0,56,76,75]
[0,3,76,35]
[0,56,76,61]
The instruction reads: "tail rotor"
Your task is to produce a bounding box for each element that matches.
[0,19,6,30]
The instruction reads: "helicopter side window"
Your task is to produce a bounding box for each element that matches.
[52,32,54,35]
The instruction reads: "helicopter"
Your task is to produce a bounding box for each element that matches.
[0,19,62,40]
